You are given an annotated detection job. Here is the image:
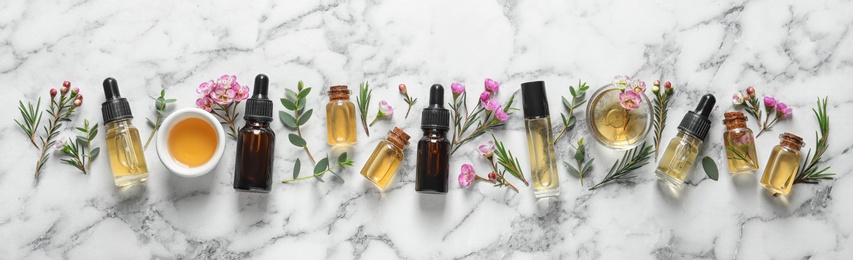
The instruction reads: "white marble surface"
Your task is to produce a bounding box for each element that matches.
[2,0,853,259]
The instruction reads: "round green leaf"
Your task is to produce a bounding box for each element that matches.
[313,157,329,174]
[288,134,306,147]
[702,156,718,181]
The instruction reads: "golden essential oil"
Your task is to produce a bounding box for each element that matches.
[521,81,560,198]
[101,78,149,187]
[327,85,357,145]
[361,127,410,190]
[588,88,649,148]
[168,117,218,168]
[760,132,804,195]
[722,112,759,173]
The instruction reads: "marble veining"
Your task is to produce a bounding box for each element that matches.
[1,0,852,259]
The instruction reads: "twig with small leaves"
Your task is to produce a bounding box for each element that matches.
[589,142,653,190]
[16,82,84,178]
[59,119,100,174]
[554,80,588,144]
[356,82,373,136]
[280,81,317,165]
[795,97,835,184]
[399,84,417,119]
[651,80,674,160]
[491,134,528,186]
[144,89,176,150]
[15,98,43,149]
[282,153,355,183]
[565,138,594,187]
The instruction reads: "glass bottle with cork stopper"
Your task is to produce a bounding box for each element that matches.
[101,77,149,187]
[361,127,410,190]
[327,85,357,145]
[416,84,451,194]
[723,111,759,173]
[760,132,804,195]
[234,74,275,193]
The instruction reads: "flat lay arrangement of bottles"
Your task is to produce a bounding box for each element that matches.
[64,74,817,199]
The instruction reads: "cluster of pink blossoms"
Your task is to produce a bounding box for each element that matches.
[195,75,250,112]
[454,78,509,121]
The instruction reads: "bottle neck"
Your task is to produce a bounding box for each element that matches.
[106,119,132,129]
[244,120,270,128]
[422,128,447,138]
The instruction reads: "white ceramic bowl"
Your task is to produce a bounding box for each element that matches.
[156,108,226,177]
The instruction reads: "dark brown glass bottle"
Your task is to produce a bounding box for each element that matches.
[234,74,275,193]
[416,84,451,194]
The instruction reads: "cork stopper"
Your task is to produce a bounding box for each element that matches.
[779,132,804,151]
[387,127,410,148]
[723,111,748,130]
[329,85,350,101]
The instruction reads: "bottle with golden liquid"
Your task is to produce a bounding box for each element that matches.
[760,132,804,195]
[360,127,410,190]
[326,85,357,145]
[656,94,715,189]
[722,111,759,173]
[521,81,559,198]
[101,78,149,187]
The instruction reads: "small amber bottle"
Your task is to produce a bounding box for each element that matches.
[361,127,410,190]
[760,132,804,195]
[656,94,716,189]
[723,112,759,173]
[234,74,275,193]
[416,84,451,194]
[327,85,357,145]
[101,78,149,187]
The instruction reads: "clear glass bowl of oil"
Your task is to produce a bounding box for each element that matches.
[586,85,652,150]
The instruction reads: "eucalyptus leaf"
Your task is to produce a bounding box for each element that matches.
[298,87,311,99]
[293,158,301,179]
[288,134,306,147]
[297,97,306,111]
[298,109,313,126]
[338,152,348,164]
[90,147,100,159]
[314,157,329,174]
[281,98,297,110]
[280,111,297,128]
[285,89,298,100]
[702,156,719,181]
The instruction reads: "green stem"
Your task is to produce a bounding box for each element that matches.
[281,162,347,183]
[143,112,161,150]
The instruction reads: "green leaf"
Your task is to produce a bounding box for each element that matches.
[76,136,88,144]
[288,134,306,147]
[338,152,348,164]
[279,111,297,128]
[298,87,312,99]
[313,174,325,182]
[702,156,718,181]
[293,158,301,179]
[285,89,298,100]
[90,147,100,159]
[165,99,177,103]
[570,87,576,97]
[314,157,329,174]
[298,109,313,126]
[281,98,297,110]
[297,97,306,111]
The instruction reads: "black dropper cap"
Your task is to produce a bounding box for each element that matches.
[677,94,716,141]
[421,84,450,131]
[101,77,134,123]
[244,74,273,122]
[521,81,550,119]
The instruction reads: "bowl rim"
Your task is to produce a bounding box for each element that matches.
[585,84,653,150]
[156,107,226,178]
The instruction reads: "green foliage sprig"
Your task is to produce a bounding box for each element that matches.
[282,153,355,183]
[357,82,373,136]
[490,134,527,188]
[553,80,588,144]
[589,143,653,190]
[651,80,674,160]
[144,89,176,150]
[280,81,317,165]
[16,82,83,178]
[565,138,594,187]
[59,119,99,174]
[795,97,835,184]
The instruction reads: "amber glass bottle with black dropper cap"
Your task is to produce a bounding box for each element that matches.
[234,74,275,193]
[102,77,149,187]
[416,84,451,194]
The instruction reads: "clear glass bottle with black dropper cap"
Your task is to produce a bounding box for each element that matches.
[656,94,716,189]
[416,84,451,194]
[101,77,149,187]
[234,74,275,193]
[521,81,560,198]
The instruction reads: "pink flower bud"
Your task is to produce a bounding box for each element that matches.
[746,86,755,97]
[488,172,497,181]
[72,87,79,94]
[73,99,82,107]
[76,94,83,101]
[653,80,661,87]
[61,86,69,94]
[50,88,57,98]
[398,84,407,94]
[62,81,71,88]
[664,81,672,91]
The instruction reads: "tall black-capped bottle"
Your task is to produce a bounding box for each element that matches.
[521,81,560,198]
[234,74,275,193]
[416,84,451,194]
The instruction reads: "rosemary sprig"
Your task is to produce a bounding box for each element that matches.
[144,89,176,150]
[399,84,417,119]
[589,142,653,190]
[652,81,674,160]
[565,138,594,187]
[15,98,43,148]
[553,80,588,144]
[282,152,355,183]
[356,81,372,136]
[449,91,518,154]
[726,139,754,165]
[280,81,317,165]
[59,119,100,174]
[491,134,528,186]
[20,83,83,178]
[794,97,835,184]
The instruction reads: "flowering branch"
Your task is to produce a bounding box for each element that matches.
[399,84,417,118]
[144,88,176,150]
[196,75,250,139]
[280,81,317,165]
[369,100,393,126]
[651,80,674,160]
[732,87,791,138]
[449,79,515,155]
[16,81,84,178]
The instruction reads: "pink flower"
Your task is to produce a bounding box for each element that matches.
[488,172,497,181]
[196,96,215,112]
[619,90,641,110]
[458,164,476,187]
[479,91,491,106]
[485,99,501,111]
[732,92,744,105]
[733,134,752,145]
[211,83,237,105]
[378,100,393,117]
[478,141,495,158]
[197,80,214,95]
[613,75,631,91]
[776,102,792,117]
[495,109,509,121]
[54,139,64,149]
[629,79,646,94]
[484,78,500,93]
[451,82,465,96]
[763,96,777,108]
[233,85,250,102]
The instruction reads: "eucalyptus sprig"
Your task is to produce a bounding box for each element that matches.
[280,81,316,165]
[356,81,373,136]
[282,153,355,183]
[16,81,83,178]
[589,142,653,190]
[144,89,176,150]
[565,138,594,187]
[651,80,674,160]
[399,84,417,118]
[553,80,588,144]
[795,97,835,184]
[58,119,100,174]
[490,134,528,186]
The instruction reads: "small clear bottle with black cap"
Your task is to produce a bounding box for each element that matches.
[656,94,716,189]
[521,81,560,198]
[234,74,275,193]
[416,84,451,194]
[101,77,149,187]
